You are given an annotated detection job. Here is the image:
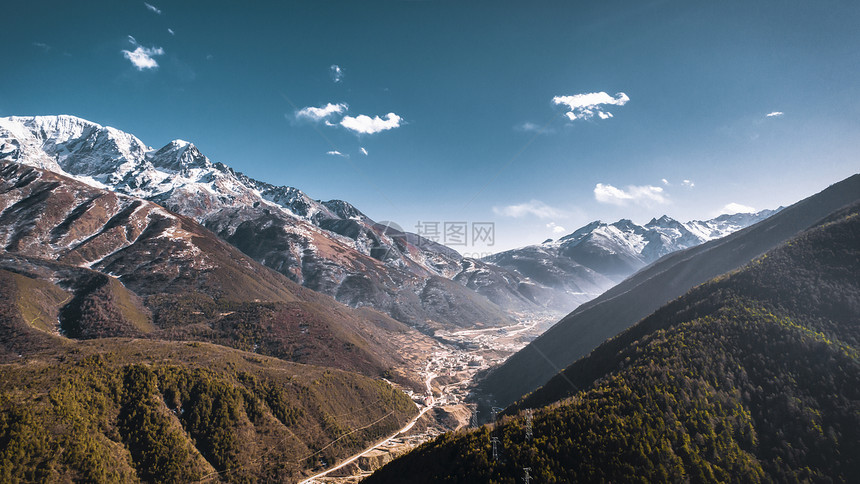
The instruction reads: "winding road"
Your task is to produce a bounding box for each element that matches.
[297,402,434,484]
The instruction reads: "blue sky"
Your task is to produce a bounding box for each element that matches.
[3,1,858,252]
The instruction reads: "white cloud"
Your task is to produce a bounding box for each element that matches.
[493,200,564,219]
[546,222,567,234]
[295,102,348,122]
[594,183,668,206]
[359,147,368,156]
[144,2,161,14]
[326,150,348,157]
[122,37,164,70]
[340,113,403,135]
[294,103,404,136]
[553,91,629,121]
[661,178,669,185]
[515,122,554,134]
[330,64,344,83]
[167,28,175,35]
[766,111,784,117]
[720,202,755,215]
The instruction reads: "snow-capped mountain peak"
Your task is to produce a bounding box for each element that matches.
[0,114,466,282]
[0,115,151,187]
[148,139,211,172]
[684,209,780,241]
[486,208,778,288]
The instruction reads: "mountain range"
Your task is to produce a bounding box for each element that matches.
[483,210,776,309]
[0,115,525,332]
[0,113,856,482]
[0,115,774,328]
[366,186,860,484]
[0,159,437,383]
[0,157,435,481]
[479,173,860,408]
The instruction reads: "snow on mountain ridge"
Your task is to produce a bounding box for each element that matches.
[489,209,776,283]
[0,114,463,280]
[1,115,150,181]
[684,209,779,241]
[0,115,329,219]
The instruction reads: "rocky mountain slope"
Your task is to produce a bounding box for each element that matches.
[0,115,776,327]
[0,160,432,384]
[0,115,533,331]
[366,193,860,484]
[479,173,860,407]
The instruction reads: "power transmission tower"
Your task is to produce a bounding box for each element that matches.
[491,406,504,422]
[490,436,500,461]
[525,409,533,441]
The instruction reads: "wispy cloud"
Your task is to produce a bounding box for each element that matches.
[295,102,348,122]
[122,36,163,70]
[720,202,755,215]
[326,150,348,157]
[144,2,161,15]
[662,178,693,187]
[493,200,565,219]
[33,42,51,52]
[359,147,368,156]
[766,111,784,117]
[340,113,403,135]
[553,91,629,121]
[167,28,175,35]
[594,183,667,206]
[546,222,567,234]
[330,64,344,83]
[515,122,554,134]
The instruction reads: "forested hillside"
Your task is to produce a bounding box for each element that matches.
[366,205,860,483]
[480,174,860,408]
[0,337,417,482]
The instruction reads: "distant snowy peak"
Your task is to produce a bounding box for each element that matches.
[147,139,212,172]
[492,208,778,274]
[558,209,777,254]
[684,209,780,241]
[585,221,648,255]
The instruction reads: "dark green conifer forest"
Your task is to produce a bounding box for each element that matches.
[366,207,860,483]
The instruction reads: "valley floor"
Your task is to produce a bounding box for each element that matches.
[300,311,562,482]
